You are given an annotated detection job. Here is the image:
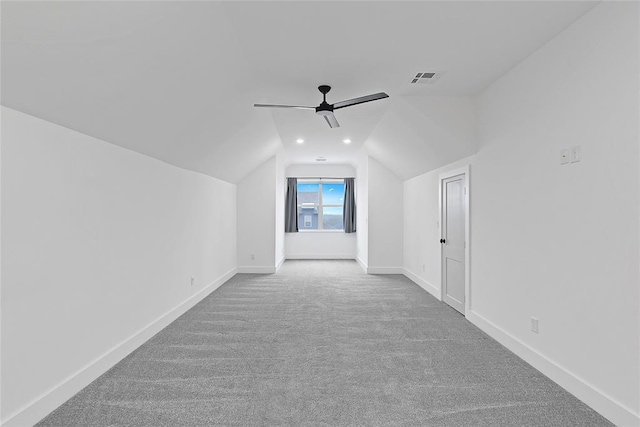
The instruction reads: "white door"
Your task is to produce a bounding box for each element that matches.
[441,174,466,314]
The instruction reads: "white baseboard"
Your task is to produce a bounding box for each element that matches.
[367,266,403,274]
[466,310,640,427]
[356,256,367,273]
[402,268,441,300]
[285,254,355,260]
[1,267,237,427]
[275,256,285,272]
[237,266,276,274]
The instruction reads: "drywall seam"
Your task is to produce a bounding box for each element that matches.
[466,310,640,427]
[403,268,440,300]
[1,268,238,427]
[236,266,276,274]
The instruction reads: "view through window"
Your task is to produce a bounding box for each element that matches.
[297,179,344,230]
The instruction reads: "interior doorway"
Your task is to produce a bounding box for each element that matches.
[439,166,470,315]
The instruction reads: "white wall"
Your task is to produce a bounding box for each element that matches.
[285,163,355,179]
[237,156,276,273]
[367,157,403,273]
[471,3,639,424]
[355,150,369,268]
[1,107,237,426]
[402,3,639,425]
[285,233,356,259]
[403,155,476,296]
[284,163,357,260]
[275,154,286,268]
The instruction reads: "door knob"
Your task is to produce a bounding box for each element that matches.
[440,239,446,244]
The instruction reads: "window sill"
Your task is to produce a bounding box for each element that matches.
[297,229,348,233]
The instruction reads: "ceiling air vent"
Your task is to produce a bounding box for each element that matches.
[410,72,442,84]
[316,157,327,162]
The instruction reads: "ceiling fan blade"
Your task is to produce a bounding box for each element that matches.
[254,104,315,110]
[324,113,340,128]
[333,92,389,110]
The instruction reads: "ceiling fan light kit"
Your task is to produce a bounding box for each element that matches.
[254,85,389,128]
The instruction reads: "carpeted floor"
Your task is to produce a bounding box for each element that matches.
[37,260,612,426]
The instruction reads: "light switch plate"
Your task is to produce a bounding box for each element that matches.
[560,149,570,165]
[570,146,581,163]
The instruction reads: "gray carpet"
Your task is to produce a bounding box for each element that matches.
[37,260,612,426]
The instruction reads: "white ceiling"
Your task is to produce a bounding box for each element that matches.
[1,1,598,182]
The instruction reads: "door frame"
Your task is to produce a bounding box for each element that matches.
[438,165,471,315]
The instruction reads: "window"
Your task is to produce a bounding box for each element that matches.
[303,215,312,228]
[297,179,345,230]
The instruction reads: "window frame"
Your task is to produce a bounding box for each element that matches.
[296,178,345,232]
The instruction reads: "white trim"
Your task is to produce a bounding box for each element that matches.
[297,229,345,233]
[466,310,640,427]
[367,266,403,274]
[296,178,345,184]
[237,266,276,274]
[1,267,237,427]
[402,268,440,300]
[438,165,471,314]
[275,256,285,272]
[285,254,355,260]
[355,256,368,273]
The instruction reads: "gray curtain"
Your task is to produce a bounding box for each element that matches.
[285,178,298,232]
[343,178,356,233]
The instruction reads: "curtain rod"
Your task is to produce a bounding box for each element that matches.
[286,177,355,179]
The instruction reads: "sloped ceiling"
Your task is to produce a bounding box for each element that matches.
[1,1,598,182]
[365,96,477,180]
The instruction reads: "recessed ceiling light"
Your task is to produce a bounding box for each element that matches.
[296,139,304,143]
[343,139,351,144]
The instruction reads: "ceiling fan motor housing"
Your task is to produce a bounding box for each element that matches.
[316,102,334,116]
[316,85,334,116]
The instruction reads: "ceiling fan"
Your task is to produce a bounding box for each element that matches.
[254,85,389,128]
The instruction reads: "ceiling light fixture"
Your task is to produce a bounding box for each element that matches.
[296,139,304,144]
[343,139,351,144]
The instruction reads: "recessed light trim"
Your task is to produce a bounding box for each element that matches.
[343,139,351,144]
[296,138,304,144]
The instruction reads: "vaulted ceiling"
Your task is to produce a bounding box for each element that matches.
[1,1,598,182]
